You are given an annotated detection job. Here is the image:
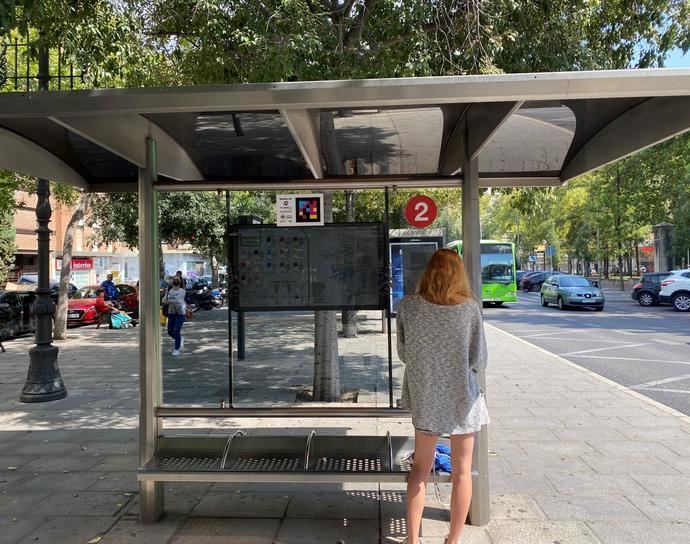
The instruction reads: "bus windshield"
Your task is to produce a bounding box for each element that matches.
[480,244,515,284]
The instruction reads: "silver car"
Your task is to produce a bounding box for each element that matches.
[541,274,605,311]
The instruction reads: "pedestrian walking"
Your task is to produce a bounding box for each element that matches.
[162,276,187,356]
[175,270,187,289]
[396,248,489,544]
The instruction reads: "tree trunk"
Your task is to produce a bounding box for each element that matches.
[54,193,93,340]
[313,190,340,401]
[341,189,358,338]
[635,242,641,276]
[210,254,219,288]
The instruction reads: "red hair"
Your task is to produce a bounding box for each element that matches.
[417,249,474,305]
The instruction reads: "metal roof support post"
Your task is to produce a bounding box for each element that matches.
[462,154,490,525]
[139,137,164,521]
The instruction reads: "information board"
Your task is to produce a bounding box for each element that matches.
[231,223,386,311]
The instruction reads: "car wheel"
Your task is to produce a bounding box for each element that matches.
[672,293,690,312]
[541,295,548,307]
[638,292,655,306]
[557,297,567,310]
[531,284,541,293]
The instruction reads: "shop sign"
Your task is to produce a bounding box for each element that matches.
[56,257,93,270]
[276,194,324,227]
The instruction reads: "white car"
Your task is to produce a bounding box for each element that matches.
[659,269,690,312]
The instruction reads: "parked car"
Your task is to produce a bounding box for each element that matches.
[659,269,690,312]
[631,272,672,306]
[15,276,78,303]
[541,274,605,311]
[0,290,35,341]
[522,271,563,292]
[516,270,527,286]
[67,284,138,326]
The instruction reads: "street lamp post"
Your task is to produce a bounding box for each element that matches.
[21,37,66,402]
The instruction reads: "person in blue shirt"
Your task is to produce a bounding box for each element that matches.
[100,274,118,301]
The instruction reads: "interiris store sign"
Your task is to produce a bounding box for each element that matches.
[55,257,93,270]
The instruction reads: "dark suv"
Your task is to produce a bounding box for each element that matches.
[631,272,672,306]
[522,271,563,292]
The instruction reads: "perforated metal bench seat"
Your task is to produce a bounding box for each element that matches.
[138,433,451,483]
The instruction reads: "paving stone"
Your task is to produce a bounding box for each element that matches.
[629,474,690,496]
[170,517,281,543]
[92,454,139,472]
[20,454,106,473]
[16,515,115,544]
[100,516,183,544]
[32,491,133,517]
[588,521,690,544]
[7,471,107,492]
[193,492,290,518]
[285,491,378,519]
[505,454,592,474]
[625,495,690,521]
[277,518,378,544]
[490,472,556,495]
[534,494,648,521]
[484,520,600,543]
[518,441,598,457]
[586,439,678,458]
[544,471,650,496]
[0,515,44,544]
[580,453,678,474]
[0,492,53,516]
[86,471,138,492]
[490,494,546,520]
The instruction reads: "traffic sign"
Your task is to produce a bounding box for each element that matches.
[404,195,437,228]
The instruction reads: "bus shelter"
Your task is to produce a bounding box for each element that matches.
[1,69,689,525]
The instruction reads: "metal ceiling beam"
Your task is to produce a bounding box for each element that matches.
[0,127,88,189]
[439,102,521,175]
[49,115,203,181]
[561,96,690,182]
[151,174,560,192]
[1,69,688,118]
[280,109,324,179]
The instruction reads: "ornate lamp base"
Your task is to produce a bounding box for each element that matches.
[20,344,67,402]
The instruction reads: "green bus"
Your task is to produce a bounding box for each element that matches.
[447,240,518,305]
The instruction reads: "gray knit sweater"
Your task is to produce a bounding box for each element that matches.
[396,295,490,435]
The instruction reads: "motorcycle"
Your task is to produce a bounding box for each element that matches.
[210,288,224,308]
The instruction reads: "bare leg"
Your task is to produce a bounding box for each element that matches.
[447,432,475,544]
[406,430,438,544]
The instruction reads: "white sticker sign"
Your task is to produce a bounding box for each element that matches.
[276,194,324,227]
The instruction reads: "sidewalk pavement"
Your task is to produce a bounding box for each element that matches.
[1,310,689,543]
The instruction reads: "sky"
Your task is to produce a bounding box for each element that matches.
[663,48,690,68]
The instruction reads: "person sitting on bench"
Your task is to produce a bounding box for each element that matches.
[94,288,121,328]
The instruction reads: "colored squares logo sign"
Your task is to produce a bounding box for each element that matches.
[296,197,321,223]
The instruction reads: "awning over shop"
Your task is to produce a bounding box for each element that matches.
[0,68,689,192]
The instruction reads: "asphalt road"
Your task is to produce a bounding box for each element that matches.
[483,291,690,416]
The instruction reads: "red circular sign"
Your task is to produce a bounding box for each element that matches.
[405,195,438,228]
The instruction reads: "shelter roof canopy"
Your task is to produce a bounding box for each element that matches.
[0,68,688,192]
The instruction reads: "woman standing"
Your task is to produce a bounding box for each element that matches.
[163,275,187,356]
[397,249,489,544]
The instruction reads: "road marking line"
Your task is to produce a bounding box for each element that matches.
[529,338,634,344]
[631,374,690,388]
[560,343,648,356]
[568,355,690,366]
[631,387,690,395]
[650,338,683,346]
[612,330,638,336]
[523,330,588,338]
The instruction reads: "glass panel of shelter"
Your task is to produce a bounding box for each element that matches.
[159,194,401,410]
